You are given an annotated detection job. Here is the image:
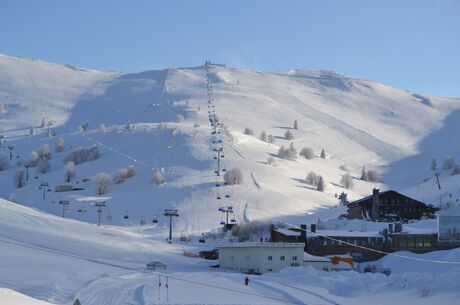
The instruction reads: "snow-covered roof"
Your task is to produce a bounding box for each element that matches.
[217,242,304,248]
[308,230,382,238]
[274,228,301,237]
[303,252,330,262]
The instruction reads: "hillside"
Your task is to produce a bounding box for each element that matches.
[1,54,460,233]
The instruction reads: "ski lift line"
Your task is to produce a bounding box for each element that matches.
[247,208,460,265]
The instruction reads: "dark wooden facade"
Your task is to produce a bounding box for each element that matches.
[347,189,437,221]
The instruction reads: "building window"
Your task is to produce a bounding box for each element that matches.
[293,256,297,261]
[280,256,285,261]
[268,256,272,261]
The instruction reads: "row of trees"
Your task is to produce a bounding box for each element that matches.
[431,157,460,175]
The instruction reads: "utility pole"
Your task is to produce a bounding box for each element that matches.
[218,206,234,226]
[8,145,14,160]
[163,209,179,243]
[94,201,106,226]
[40,182,49,200]
[59,200,70,218]
[213,147,223,176]
[24,164,30,181]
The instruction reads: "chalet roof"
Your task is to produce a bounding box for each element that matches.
[347,190,427,207]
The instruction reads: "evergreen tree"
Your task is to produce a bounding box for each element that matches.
[317,176,325,192]
[293,120,298,130]
[320,149,326,159]
[360,166,368,181]
[431,158,437,170]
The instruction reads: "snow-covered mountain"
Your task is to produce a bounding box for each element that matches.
[1,53,460,233]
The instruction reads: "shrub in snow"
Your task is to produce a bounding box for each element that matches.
[14,169,26,188]
[64,145,100,165]
[259,131,267,142]
[98,123,107,133]
[55,137,65,153]
[266,156,275,165]
[113,168,129,184]
[430,158,437,170]
[243,127,254,135]
[151,170,165,185]
[306,171,318,185]
[299,147,314,160]
[317,176,325,192]
[64,161,75,182]
[340,173,354,189]
[320,149,326,159]
[224,167,243,185]
[231,221,270,242]
[37,158,51,174]
[267,134,275,144]
[126,165,137,177]
[367,170,379,182]
[339,165,349,171]
[0,154,8,171]
[293,120,298,130]
[284,129,294,140]
[37,144,52,160]
[27,151,40,167]
[443,156,456,171]
[174,114,184,123]
[94,173,111,195]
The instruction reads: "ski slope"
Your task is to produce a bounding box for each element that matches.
[1,53,460,234]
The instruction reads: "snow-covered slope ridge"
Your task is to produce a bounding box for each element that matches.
[0,54,459,232]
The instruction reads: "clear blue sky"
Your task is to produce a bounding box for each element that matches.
[1,0,459,97]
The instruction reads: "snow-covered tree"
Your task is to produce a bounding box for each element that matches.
[98,123,107,133]
[151,170,165,186]
[367,170,379,182]
[27,151,40,167]
[267,135,275,144]
[94,173,111,195]
[14,169,26,188]
[64,161,75,182]
[306,171,318,185]
[113,168,129,184]
[299,147,314,160]
[243,127,254,135]
[443,156,456,171]
[317,176,325,192]
[340,173,354,189]
[360,166,368,181]
[284,129,294,140]
[174,114,184,123]
[278,144,297,161]
[259,130,267,142]
[37,158,51,174]
[224,167,244,185]
[320,149,326,159]
[0,154,8,171]
[65,145,100,165]
[431,158,437,170]
[293,120,298,130]
[127,165,137,177]
[452,165,460,176]
[55,137,65,153]
[125,120,133,131]
[37,144,52,160]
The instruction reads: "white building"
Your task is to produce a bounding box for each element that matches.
[217,242,304,274]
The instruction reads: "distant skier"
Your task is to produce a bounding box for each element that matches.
[245,276,250,286]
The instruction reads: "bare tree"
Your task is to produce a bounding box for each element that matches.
[64,161,75,182]
[267,135,275,144]
[37,158,51,174]
[224,167,244,185]
[64,145,100,165]
[340,173,354,189]
[94,173,111,195]
[113,168,129,184]
[243,127,254,135]
[306,171,318,185]
[430,158,437,170]
[443,156,456,170]
[151,170,165,185]
[37,144,52,160]
[174,114,185,123]
[55,137,65,152]
[284,129,294,140]
[127,165,137,177]
[299,147,314,160]
[14,168,26,188]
